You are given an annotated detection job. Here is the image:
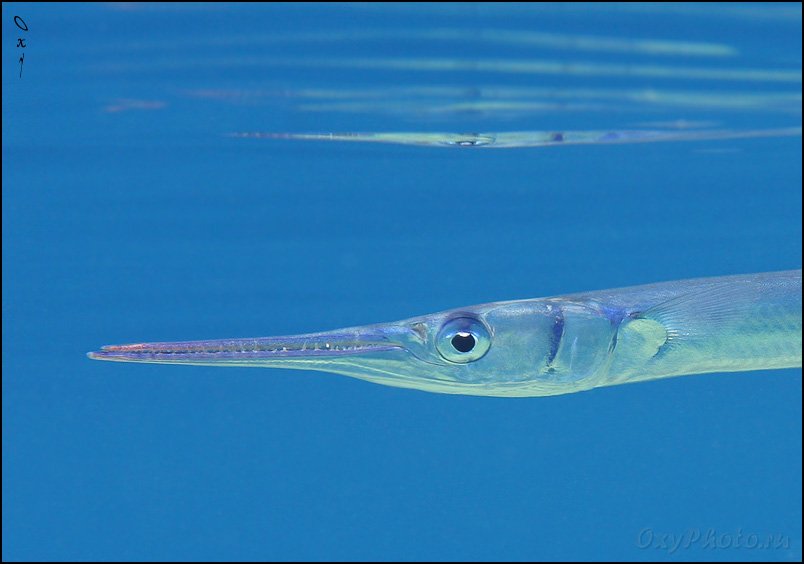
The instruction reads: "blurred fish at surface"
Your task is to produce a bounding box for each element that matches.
[230,127,803,149]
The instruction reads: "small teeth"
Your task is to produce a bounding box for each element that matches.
[88,335,400,363]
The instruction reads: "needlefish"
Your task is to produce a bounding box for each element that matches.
[232,127,803,149]
[88,270,802,397]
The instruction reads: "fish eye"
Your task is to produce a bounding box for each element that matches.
[435,317,491,363]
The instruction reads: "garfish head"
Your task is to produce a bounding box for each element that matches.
[89,300,614,397]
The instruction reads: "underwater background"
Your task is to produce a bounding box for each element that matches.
[3,3,801,561]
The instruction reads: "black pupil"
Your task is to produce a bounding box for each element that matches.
[451,332,476,353]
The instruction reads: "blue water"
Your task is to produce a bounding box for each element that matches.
[3,3,801,561]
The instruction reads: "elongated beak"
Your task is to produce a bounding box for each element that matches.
[87,326,407,367]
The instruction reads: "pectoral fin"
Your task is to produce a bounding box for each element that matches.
[638,280,762,351]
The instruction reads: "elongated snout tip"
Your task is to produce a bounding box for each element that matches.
[87,350,124,362]
[87,344,140,362]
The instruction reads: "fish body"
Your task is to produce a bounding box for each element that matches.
[89,270,802,397]
[233,127,803,148]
